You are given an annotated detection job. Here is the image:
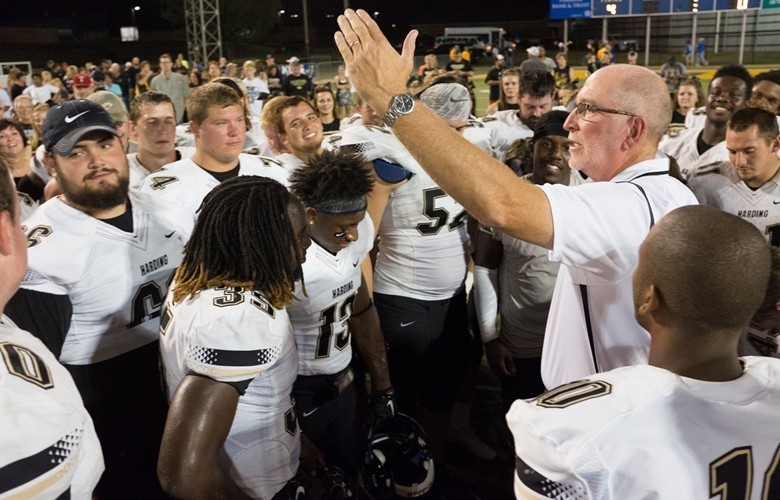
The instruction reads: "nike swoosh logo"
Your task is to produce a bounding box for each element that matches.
[302,408,319,417]
[400,321,415,327]
[774,200,780,205]
[164,231,175,238]
[64,111,90,123]
[352,259,360,267]
[449,97,471,102]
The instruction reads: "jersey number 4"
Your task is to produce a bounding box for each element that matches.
[416,188,467,236]
[316,294,356,358]
[710,445,780,499]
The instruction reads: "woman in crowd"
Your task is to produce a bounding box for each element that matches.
[312,86,340,133]
[333,64,353,118]
[266,64,283,97]
[188,69,203,88]
[553,53,574,88]
[135,60,153,95]
[672,76,704,124]
[484,69,520,115]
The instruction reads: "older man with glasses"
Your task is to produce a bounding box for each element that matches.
[333,10,698,390]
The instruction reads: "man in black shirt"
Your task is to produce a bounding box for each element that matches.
[282,57,313,99]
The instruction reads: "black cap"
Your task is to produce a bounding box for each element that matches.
[42,100,118,156]
[92,70,106,82]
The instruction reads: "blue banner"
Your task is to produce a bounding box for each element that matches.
[550,0,591,19]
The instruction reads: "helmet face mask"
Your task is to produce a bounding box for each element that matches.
[362,413,435,499]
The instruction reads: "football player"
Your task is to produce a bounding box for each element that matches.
[158,176,311,498]
[509,206,780,499]
[339,79,491,470]
[0,155,104,499]
[127,91,194,189]
[288,149,394,476]
[661,65,751,180]
[5,99,192,498]
[474,111,587,409]
[139,83,287,218]
[264,95,327,174]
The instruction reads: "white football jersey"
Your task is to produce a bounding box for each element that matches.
[684,105,707,130]
[138,154,289,218]
[508,357,780,500]
[126,147,195,190]
[477,112,533,162]
[659,126,731,180]
[159,286,300,498]
[0,316,104,499]
[288,216,374,376]
[689,167,780,246]
[17,191,37,222]
[340,125,470,300]
[20,192,192,364]
[339,113,364,131]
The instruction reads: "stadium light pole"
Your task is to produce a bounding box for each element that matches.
[737,2,748,65]
[131,6,140,41]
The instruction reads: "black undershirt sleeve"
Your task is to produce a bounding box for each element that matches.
[5,289,73,359]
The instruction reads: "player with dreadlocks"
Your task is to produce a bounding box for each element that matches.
[158,176,312,499]
[287,149,395,478]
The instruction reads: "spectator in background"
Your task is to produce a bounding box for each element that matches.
[150,53,191,123]
[282,57,313,99]
[446,49,475,82]
[669,76,704,131]
[188,69,203,88]
[659,56,687,98]
[103,73,123,98]
[11,95,34,141]
[174,53,189,74]
[520,46,548,74]
[695,37,708,66]
[10,72,26,100]
[22,73,58,105]
[418,53,440,83]
[682,39,693,66]
[266,64,283,97]
[484,68,520,115]
[485,54,506,105]
[242,60,269,118]
[313,86,340,133]
[552,53,574,88]
[627,51,639,65]
[207,61,222,81]
[134,61,153,96]
[538,46,555,72]
[334,64,353,118]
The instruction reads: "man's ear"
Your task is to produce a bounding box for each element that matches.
[305,207,317,225]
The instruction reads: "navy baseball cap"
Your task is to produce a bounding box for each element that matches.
[43,100,118,156]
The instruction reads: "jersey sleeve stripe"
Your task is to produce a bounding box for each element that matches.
[515,454,588,500]
[0,426,84,496]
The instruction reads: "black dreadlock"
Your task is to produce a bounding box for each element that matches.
[172,176,305,309]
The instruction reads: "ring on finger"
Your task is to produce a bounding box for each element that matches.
[350,40,361,48]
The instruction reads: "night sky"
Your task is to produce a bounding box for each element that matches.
[2,0,550,32]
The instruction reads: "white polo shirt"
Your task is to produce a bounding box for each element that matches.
[539,157,698,389]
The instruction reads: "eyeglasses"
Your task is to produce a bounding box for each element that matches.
[573,102,637,121]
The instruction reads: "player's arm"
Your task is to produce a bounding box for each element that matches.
[158,374,252,500]
[5,288,72,359]
[473,227,515,377]
[350,275,391,391]
[335,11,554,249]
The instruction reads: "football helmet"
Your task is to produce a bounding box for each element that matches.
[362,413,435,499]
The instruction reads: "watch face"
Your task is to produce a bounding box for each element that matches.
[395,93,415,113]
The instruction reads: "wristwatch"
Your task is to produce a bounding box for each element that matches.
[382,93,415,127]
